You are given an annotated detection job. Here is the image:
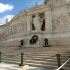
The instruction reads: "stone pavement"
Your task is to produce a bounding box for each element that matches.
[0,62,55,70]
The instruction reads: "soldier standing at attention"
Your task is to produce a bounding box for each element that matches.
[44,38,48,46]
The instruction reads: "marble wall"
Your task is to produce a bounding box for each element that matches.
[0,0,70,47]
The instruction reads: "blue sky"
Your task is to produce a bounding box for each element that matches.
[0,0,44,25]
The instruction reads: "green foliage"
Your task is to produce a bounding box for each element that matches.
[29,35,38,44]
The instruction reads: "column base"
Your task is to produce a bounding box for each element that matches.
[19,64,24,66]
[59,68,64,70]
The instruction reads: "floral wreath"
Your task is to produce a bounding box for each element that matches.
[29,35,38,44]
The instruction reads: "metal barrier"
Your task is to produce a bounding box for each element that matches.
[0,52,56,66]
[56,58,70,70]
[0,51,70,69]
[19,53,24,66]
[24,53,56,60]
[56,54,64,70]
[0,52,24,66]
[0,52,1,63]
[20,53,56,66]
[0,52,21,64]
[1,53,20,58]
[24,53,70,69]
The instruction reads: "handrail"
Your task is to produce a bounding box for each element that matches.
[56,58,70,70]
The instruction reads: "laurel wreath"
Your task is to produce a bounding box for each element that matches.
[29,35,38,44]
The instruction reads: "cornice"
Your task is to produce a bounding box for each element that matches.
[27,4,52,13]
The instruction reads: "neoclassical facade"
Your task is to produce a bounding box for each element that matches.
[0,0,70,47]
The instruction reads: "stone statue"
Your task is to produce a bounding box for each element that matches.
[44,0,48,4]
[6,19,8,23]
[33,13,43,30]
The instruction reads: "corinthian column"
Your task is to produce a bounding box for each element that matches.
[27,14,30,32]
[45,9,52,31]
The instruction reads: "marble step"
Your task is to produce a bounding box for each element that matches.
[2,50,69,53]
[1,59,69,65]
[1,57,69,66]
[1,57,69,64]
[1,59,70,69]
[2,52,69,56]
[1,60,20,64]
[1,54,69,59]
[1,53,69,58]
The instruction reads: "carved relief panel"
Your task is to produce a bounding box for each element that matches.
[44,0,68,6]
[52,13,70,30]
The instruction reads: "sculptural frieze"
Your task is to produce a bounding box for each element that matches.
[52,13,70,30]
[44,0,68,7]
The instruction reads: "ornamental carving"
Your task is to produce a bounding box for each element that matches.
[44,0,68,7]
[52,13,70,30]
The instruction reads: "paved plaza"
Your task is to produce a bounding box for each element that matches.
[0,62,55,70]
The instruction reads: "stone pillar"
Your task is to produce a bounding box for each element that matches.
[45,9,52,31]
[24,24,26,31]
[27,15,30,32]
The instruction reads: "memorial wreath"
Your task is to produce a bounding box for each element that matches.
[29,35,38,44]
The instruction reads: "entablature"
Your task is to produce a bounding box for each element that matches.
[27,4,52,14]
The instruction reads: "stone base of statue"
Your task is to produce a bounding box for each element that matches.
[25,41,41,47]
[43,45,51,47]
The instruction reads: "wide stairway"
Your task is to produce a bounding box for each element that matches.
[0,47,70,70]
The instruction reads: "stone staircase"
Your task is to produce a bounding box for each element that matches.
[0,47,70,70]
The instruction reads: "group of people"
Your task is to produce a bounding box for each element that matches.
[19,38,48,47]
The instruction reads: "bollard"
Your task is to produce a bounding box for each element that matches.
[0,52,1,63]
[56,54,64,70]
[19,53,24,66]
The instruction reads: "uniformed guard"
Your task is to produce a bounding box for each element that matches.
[21,40,24,47]
[44,38,48,46]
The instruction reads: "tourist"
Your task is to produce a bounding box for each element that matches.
[44,38,48,46]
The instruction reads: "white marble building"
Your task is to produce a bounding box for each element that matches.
[0,0,70,47]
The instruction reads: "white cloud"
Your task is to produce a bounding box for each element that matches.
[38,1,44,5]
[26,2,35,8]
[0,15,14,25]
[26,1,43,8]
[0,3,14,13]
[26,2,38,8]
